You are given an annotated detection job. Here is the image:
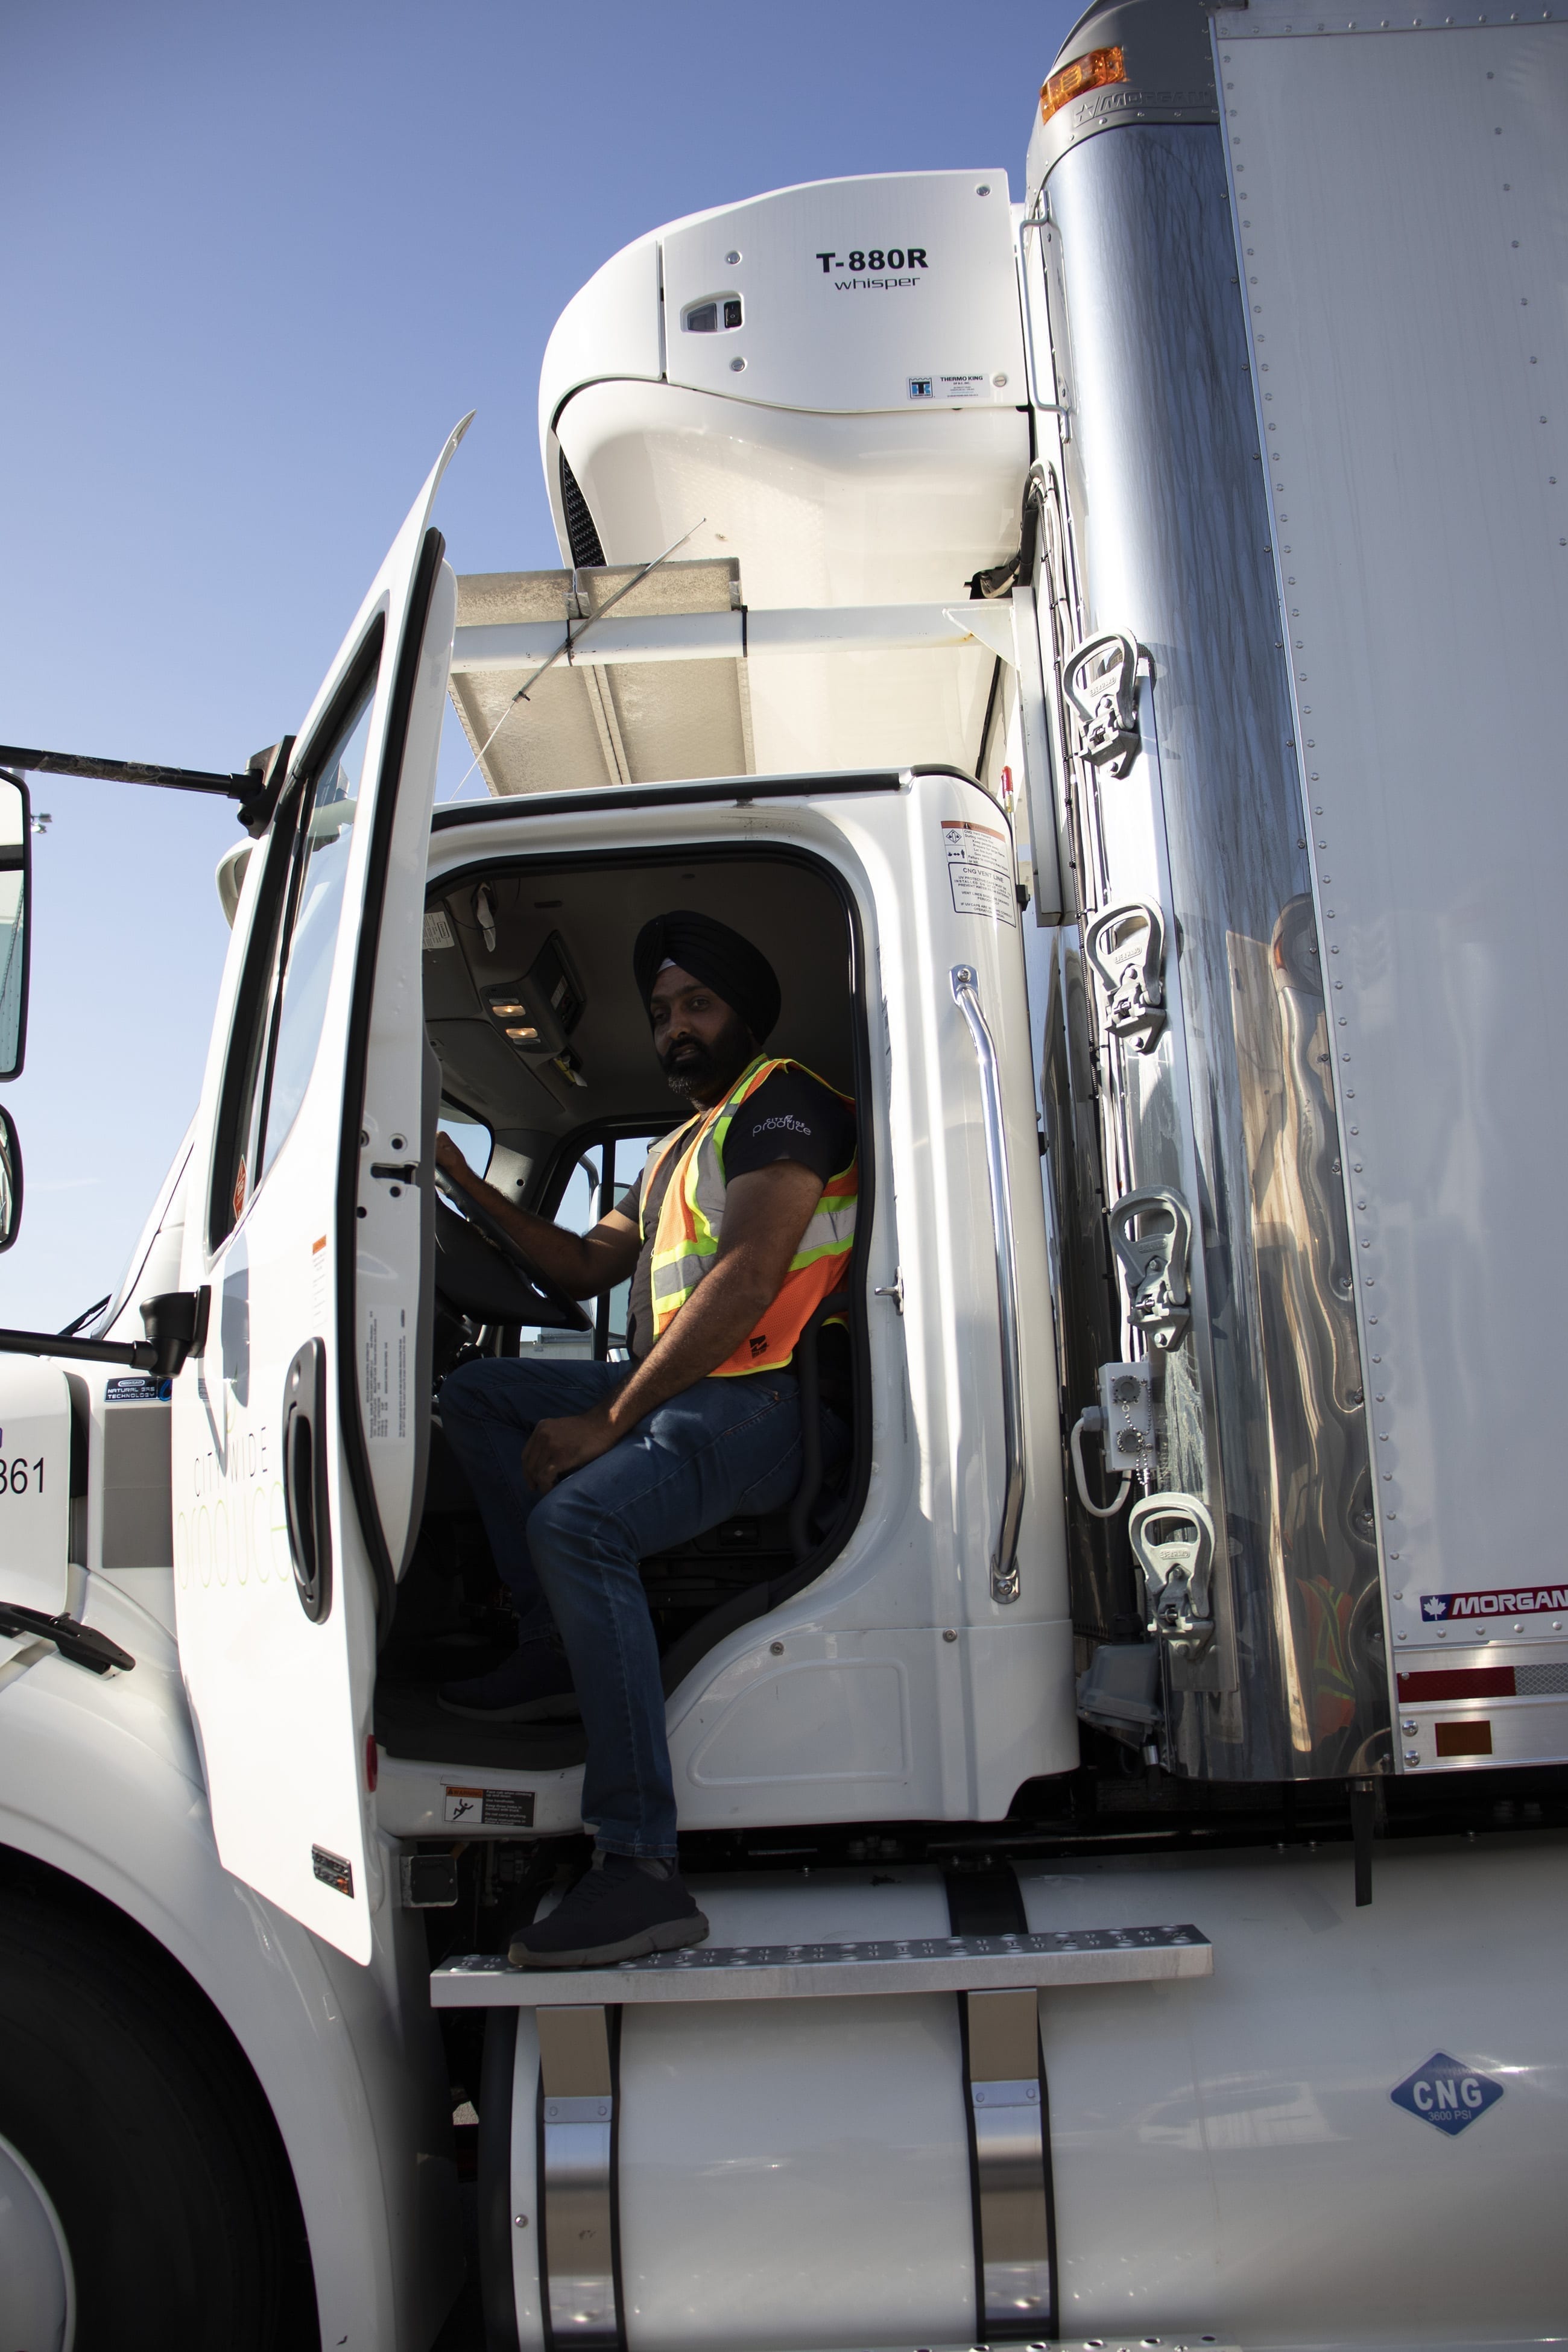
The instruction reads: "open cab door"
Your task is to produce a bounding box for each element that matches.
[172,421,468,1960]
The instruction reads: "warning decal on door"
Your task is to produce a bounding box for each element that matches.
[942,818,1016,926]
[444,1785,537,1827]
[362,1307,408,1444]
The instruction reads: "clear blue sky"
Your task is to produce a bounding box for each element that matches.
[0,0,1075,1329]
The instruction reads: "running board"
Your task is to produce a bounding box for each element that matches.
[431,1923,1210,2009]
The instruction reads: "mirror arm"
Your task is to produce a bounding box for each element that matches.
[0,1326,159,1371]
[0,741,297,839]
[0,1286,209,1379]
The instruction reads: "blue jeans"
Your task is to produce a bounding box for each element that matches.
[437,1357,815,1858]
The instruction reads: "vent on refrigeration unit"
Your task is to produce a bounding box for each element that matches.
[559,450,605,569]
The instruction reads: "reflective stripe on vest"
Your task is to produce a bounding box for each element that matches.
[642,1055,857,1376]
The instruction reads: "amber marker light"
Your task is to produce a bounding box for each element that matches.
[1040,44,1127,127]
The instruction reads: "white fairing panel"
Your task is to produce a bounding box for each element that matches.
[1216,12,1568,1753]
[172,426,463,1959]
[0,1359,72,1620]
[551,383,1022,776]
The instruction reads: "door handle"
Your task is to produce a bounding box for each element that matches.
[951,965,1026,1605]
[282,1338,332,1623]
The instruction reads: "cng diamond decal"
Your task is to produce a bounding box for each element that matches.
[1390,2052,1503,2137]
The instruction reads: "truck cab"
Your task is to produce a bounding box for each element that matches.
[2,2,1566,2345]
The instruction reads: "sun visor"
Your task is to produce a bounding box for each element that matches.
[447,558,753,797]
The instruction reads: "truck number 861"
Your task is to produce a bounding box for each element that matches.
[0,1458,45,1495]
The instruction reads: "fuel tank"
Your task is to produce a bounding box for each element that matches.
[478,1841,1567,2349]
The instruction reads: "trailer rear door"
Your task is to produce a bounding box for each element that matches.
[172,423,465,1960]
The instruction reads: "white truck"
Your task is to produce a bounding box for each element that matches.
[1,1,1564,2345]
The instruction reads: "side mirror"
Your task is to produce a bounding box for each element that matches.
[0,771,31,1080]
[0,1105,21,1251]
[139,1287,210,1379]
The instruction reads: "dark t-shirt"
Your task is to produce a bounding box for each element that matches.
[624,1067,855,1360]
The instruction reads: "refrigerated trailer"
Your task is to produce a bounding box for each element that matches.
[1,1,1565,2345]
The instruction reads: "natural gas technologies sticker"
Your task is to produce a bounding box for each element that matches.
[942,818,1016,926]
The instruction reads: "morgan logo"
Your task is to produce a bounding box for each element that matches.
[1421,1586,1568,1620]
[1390,2053,1503,2137]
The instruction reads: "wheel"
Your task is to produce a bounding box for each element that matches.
[0,1883,318,2351]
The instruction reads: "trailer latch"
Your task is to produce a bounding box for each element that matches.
[1086,900,1166,1053]
[1128,1491,1215,1651]
[1063,630,1141,776]
[0,1602,134,1677]
[1108,1187,1192,1351]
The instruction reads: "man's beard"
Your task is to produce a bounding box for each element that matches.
[660,1009,754,1099]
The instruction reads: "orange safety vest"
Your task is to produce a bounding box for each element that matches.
[640,1055,858,1376]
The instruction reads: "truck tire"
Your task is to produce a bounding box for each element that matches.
[0,1883,318,2351]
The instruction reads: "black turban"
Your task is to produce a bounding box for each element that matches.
[632,909,781,1043]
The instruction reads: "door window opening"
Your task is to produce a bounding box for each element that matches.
[209,636,382,1250]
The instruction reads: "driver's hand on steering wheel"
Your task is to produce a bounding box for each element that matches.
[435,1132,476,1191]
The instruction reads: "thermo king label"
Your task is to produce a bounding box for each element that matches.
[1420,1585,1568,1621]
[909,371,987,401]
[942,818,1016,926]
[444,1785,536,1827]
[1390,2052,1503,2137]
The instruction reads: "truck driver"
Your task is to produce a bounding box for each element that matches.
[432,910,858,1968]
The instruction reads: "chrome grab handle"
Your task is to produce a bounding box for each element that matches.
[951,964,1026,1605]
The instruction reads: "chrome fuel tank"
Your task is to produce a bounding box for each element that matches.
[1029,0,1385,1779]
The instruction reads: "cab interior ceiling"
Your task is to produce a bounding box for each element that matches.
[423,849,856,1171]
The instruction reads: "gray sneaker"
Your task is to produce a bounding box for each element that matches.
[438,1643,580,1721]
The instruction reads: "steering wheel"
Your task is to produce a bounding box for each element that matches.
[432,1173,592,1333]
